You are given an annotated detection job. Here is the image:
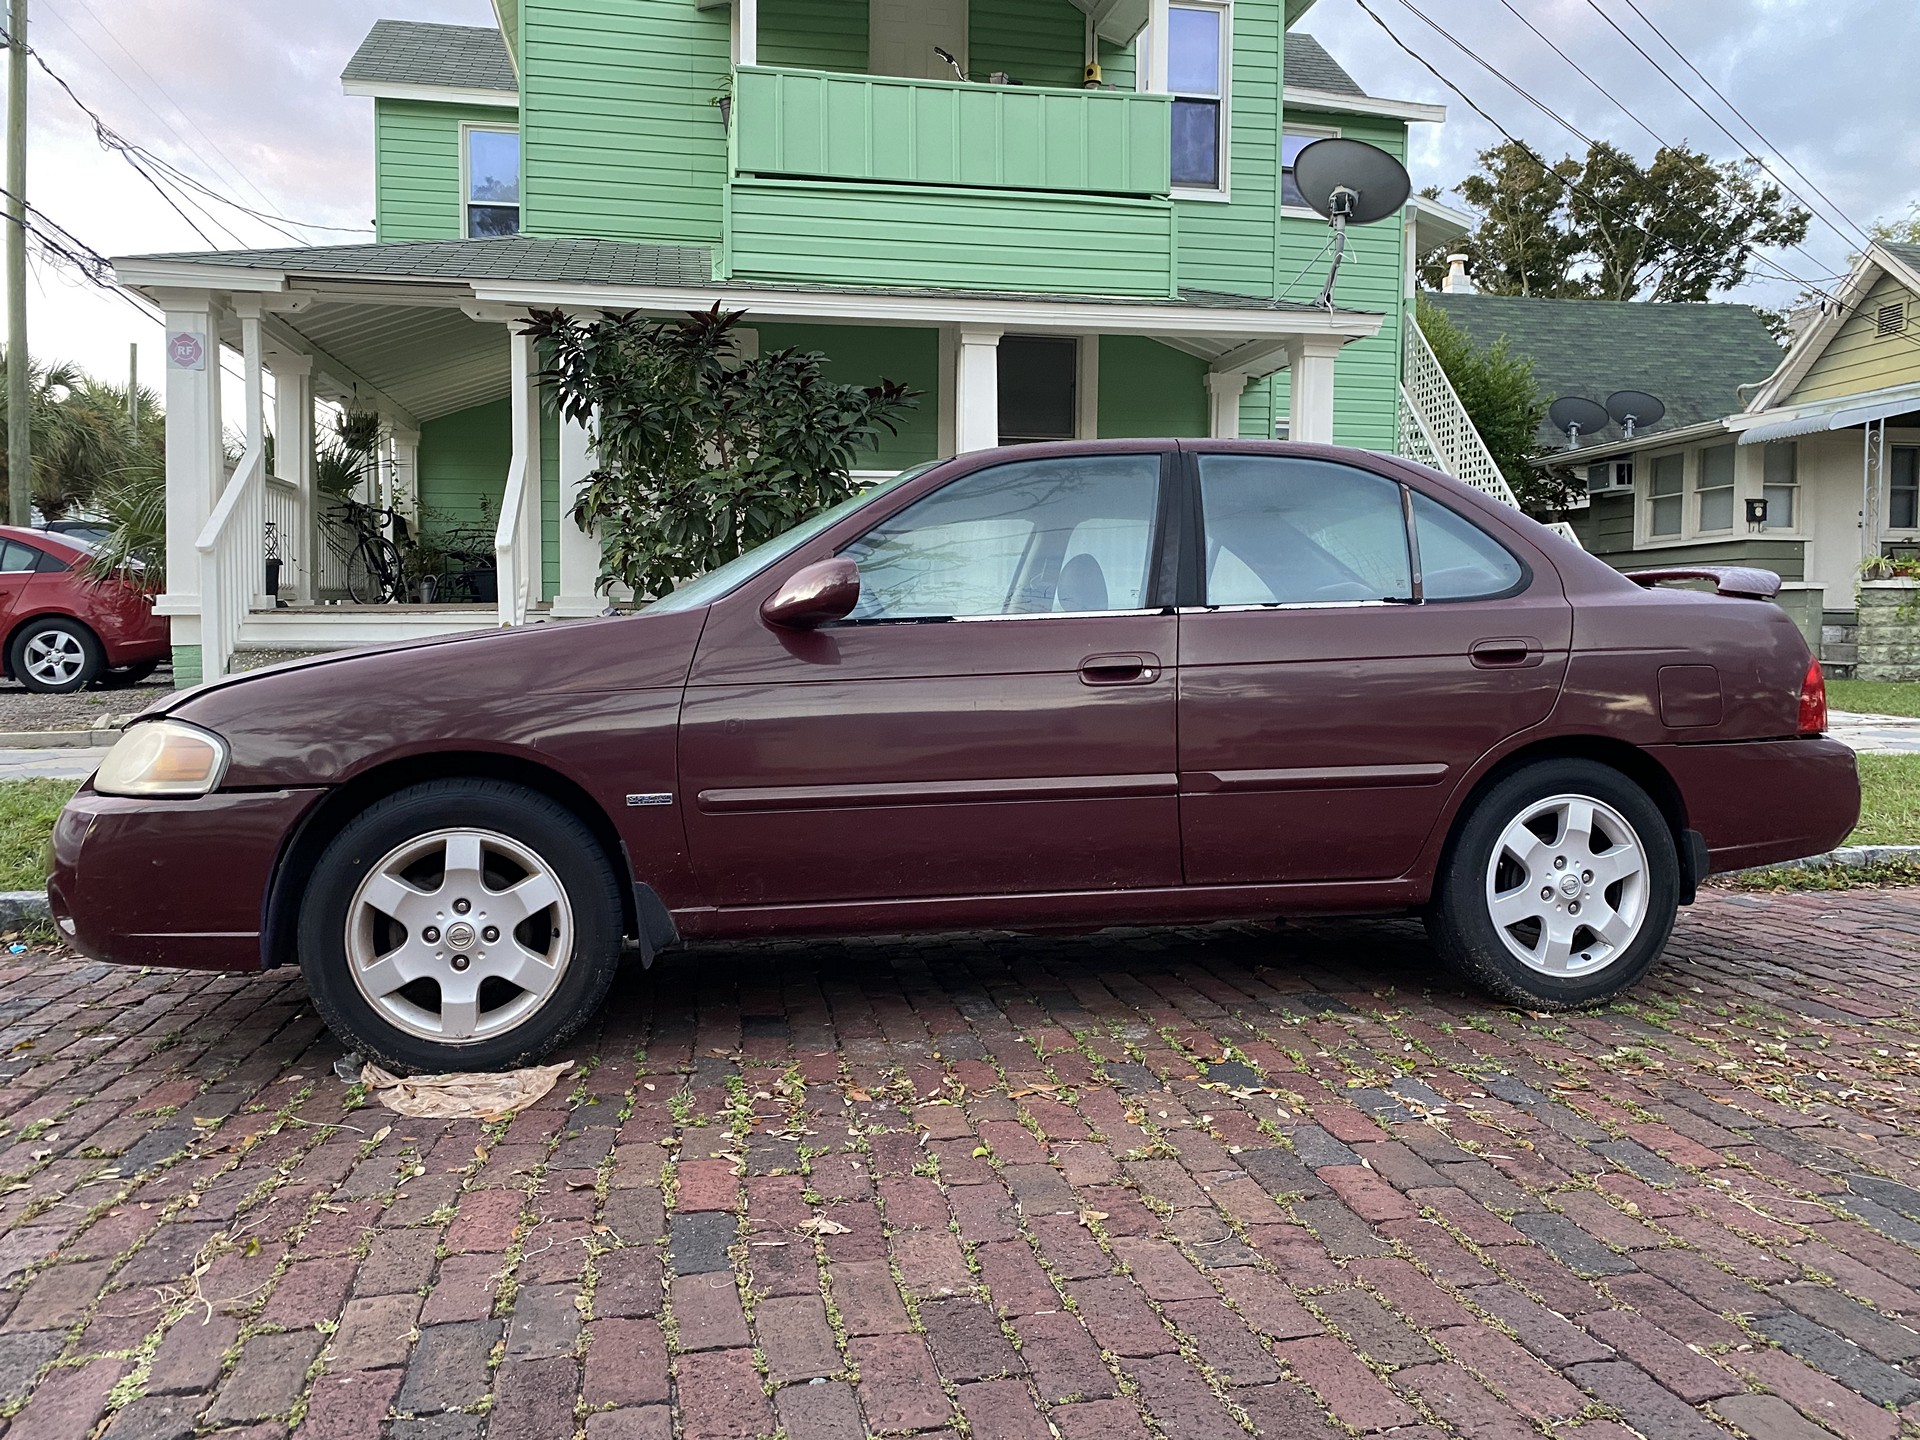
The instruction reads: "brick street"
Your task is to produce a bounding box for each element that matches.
[0,888,1917,1439]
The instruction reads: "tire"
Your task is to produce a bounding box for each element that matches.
[9,617,103,693]
[1425,758,1679,1009]
[345,538,401,604]
[298,779,625,1073]
[98,659,159,688]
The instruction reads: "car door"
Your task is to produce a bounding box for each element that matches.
[0,539,43,637]
[1177,450,1572,885]
[679,449,1182,908]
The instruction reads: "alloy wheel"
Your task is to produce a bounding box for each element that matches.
[23,629,86,687]
[345,827,573,1043]
[1484,794,1649,977]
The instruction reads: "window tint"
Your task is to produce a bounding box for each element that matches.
[1411,493,1523,599]
[0,541,41,573]
[1198,456,1412,606]
[842,455,1161,620]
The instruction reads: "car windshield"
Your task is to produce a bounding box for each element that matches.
[641,464,940,614]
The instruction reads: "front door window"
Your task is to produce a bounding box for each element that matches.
[841,453,1162,619]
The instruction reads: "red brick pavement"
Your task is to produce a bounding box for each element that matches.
[0,887,1917,1438]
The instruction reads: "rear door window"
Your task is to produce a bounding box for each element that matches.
[1196,455,1413,605]
[1410,493,1524,599]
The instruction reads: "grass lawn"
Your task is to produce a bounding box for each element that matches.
[1853,754,1920,846]
[0,780,78,892]
[1827,679,1920,717]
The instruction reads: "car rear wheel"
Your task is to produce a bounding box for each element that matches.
[9,618,103,693]
[298,779,624,1073]
[1426,759,1678,1009]
[98,659,160,688]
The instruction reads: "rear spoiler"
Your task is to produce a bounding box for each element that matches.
[1624,566,1782,601]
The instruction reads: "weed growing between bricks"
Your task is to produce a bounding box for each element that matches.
[0,896,1917,1436]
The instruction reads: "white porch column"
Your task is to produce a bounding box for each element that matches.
[734,0,757,66]
[155,292,223,681]
[269,352,313,603]
[391,427,420,526]
[1287,335,1345,446]
[553,412,602,618]
[232,296,272,613]
[953,328,1002,453]
[507,326,545,616]
[1206,371,1249,440]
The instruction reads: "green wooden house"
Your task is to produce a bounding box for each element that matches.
[111,0,1497,682]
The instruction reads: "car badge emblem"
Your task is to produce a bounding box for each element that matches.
[626,793,673,807]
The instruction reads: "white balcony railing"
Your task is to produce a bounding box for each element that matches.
[494,452,532,627]
[194,441,266,682]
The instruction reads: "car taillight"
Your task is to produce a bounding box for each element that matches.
[1797,656,1828,737]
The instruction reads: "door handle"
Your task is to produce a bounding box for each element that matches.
[1469,637,1543,669]
[1079,652,1161,686]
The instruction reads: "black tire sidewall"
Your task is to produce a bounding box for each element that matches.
[298,779,623,1073]
[99,659,159,688]
[9,617,102,693]
[1430,759,1679,1008]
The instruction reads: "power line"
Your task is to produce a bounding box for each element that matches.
[1349,0,1920,353]
[1581,0,1872,252]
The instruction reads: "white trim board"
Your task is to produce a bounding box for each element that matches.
[342,79,519,109]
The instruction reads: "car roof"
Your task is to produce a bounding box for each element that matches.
[0,525,89,561]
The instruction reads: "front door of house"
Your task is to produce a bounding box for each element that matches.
[869,0,967,80]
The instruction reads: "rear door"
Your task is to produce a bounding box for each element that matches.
[1176,451,1572,885]
[0,539,43,641]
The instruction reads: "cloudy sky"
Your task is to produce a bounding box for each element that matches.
[8,0,1917,388]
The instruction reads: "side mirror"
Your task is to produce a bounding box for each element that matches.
[760,558,861,629]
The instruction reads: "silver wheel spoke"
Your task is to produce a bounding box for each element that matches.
[1536,913,1579,972]
[1499,827,1550,872]
[1559,799,1597,856]
[442,833,486,891]
[360,871,434,928]
[1489,887,1545,930]
[1588,846,1644,888]
[492,871,562,928]
[356,944,430,999]
[439,982,481,1040]
[1588,903,1639,951]
[484,938,557,991]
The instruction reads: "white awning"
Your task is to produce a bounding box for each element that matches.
[1738,412,1839,445]
[1739,384,1920,444]
[1071,0,1150,44]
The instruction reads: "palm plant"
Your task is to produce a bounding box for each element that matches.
[0,352,150,520]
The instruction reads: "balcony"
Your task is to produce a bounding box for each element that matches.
[725,67,1177,299]
[732,66,1171,198]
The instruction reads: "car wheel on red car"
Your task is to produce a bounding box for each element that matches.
[9,617,103,693]
[298,778,625,1074]
[98,659,160,688]
[1426,759,1679,1009]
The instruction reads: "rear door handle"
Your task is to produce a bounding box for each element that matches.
[1079,652,1161,686]
[1469,637,1543,669]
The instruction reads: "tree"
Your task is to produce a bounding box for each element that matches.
[1426,141,1811,303]
[522,305,917,600]
[0,352,154,519]
[1415,297,1571,511]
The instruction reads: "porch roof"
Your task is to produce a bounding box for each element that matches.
[114,238,1385,425]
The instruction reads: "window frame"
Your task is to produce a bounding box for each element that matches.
[1280,123,1340,216]
[1695,442,1737,534]
[1163,0,1233,202]
[460,122,521,239]
[1761,441,1799,533]
[1890,444,1920,535]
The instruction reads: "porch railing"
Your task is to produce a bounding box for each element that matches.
[494,452,532,627]
[1402,318,1520,507]
[194,441,266,681]
[264,474,302,603]
[733,66,1172,198]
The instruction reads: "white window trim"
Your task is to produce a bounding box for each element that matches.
[1760,441,1800,534]
[1154,0,1233,203]
[1636,442,1805,547]
[1694,441,1738,537]
[1637,447,1691,547]
[1279,121,1340,220]
[460,122,521,240]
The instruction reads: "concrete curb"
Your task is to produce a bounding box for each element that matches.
[0,729,118,749]
[1735,845,1920,875]
[0,891,48,928]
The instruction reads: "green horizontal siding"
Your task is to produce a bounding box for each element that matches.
[417,398,510,542]
[759,0,865,72]
[1099,336,1210,438]
[971,0,1088,88]
[729,178,1177,296]
[1175,0,1284,297]
[754,323,942,469]
[521,0,729,247]
[735,67,1169,197]
[375,99,517,242]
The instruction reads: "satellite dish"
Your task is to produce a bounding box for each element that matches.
[1291,138,1413,310]
[1606,390,1666,440]
[1549,396,1612,447]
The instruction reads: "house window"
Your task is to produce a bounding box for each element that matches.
[1168,3,1228,192]
[465,128,520,237]
[998,337,1078,444]
[1282,128,1337,210]
[1892,447,1920,531]
[1763,442,1797,530]
[1647,453,1684,537]
[1697,443,1736,532]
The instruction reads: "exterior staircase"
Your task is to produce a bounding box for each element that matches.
[1399,316,1582,548]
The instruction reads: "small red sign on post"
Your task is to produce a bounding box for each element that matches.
[166,331,206,371]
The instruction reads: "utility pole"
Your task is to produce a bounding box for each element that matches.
[5,0,27,527]
[127,341,138,438]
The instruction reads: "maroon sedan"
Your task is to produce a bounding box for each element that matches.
[0,525,168,692]
[49,442,1857,1072]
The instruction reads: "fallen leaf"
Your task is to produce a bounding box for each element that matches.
[1078,1210,1108,1229]
[799,1216,852,1236]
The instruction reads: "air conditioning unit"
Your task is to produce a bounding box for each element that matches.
[1586,459,1634,494]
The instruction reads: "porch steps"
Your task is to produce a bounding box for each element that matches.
[233,604,510,655]
[1822,608,1859,680]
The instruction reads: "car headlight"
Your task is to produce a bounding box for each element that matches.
[94,720,230,798]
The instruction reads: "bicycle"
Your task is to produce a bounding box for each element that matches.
[326,495,409,605]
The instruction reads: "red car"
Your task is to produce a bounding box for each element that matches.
[0,525,168,692]
[49,442,1857,1072]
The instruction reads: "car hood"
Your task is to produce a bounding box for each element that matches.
[156,609,710,788]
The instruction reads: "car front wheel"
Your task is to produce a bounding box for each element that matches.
[10,618,103,693]
[298,779,624,1073]
[1426,759,1679,1009]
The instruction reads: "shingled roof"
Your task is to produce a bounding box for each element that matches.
[342,20,517,95]
[1424,292,1786,447]
[1286,33,1365,97]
